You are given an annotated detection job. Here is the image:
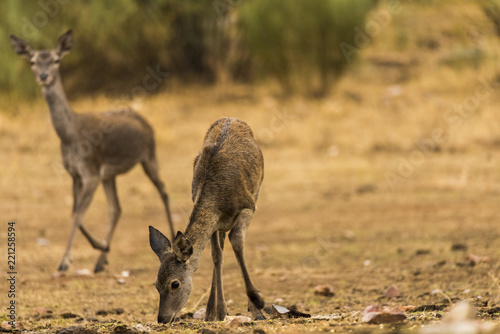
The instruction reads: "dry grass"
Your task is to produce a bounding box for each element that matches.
[3,1,500,333]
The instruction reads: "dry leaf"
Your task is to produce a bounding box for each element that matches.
[270,304,289,318]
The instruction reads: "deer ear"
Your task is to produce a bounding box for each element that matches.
[9,34,34,60]
[56,29,73,58]
[173,231,193,262]
[149,226,171,262]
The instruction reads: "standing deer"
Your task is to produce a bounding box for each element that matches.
[149,117,266,323]
[9,30,175,273]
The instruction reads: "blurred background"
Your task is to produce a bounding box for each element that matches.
[2,0,380,101]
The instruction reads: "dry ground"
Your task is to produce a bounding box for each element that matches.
[2,75,500,333]
[3,1,500,333]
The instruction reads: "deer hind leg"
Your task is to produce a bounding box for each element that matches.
[141,157,175,239]
[94,177,122,273]
[205,231,227,321]
[229,209,266,320]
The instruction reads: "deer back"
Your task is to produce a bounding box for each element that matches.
[192,117,263,214]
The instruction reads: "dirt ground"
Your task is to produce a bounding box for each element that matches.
[2,77,500,333]
[3,2,500,333]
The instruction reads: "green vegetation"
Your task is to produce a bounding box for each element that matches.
[239,0,375,97]
[0,0,375,102]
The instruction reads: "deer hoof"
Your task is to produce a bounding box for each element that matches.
[94,262,106,273]
[58,263,69,271]
[94,253,108,273]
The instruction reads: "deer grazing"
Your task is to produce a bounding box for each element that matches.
[149,117,266,323]
[9,30,175,273]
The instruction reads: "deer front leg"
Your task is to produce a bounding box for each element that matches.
[58,176,100,271]
[94,177,122,273]
[229,209,266,320]
[205,231,227,321]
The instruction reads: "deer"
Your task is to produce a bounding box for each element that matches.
[149,117,266,323]
[9,29,175,273]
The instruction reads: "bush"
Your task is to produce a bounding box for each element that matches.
[238,0,376,97]
[0,0,374,102]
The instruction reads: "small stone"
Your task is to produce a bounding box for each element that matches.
[362,304,407,324]
[116,278,126,284]
[467,254,490,266]
[385,284,400,298]
[193,308,206,320]
[75,269,93,277]
[37,238,50,246]
[52,271,66,279]
[343,230,355,240]
[36,307,53,314]
[314,284,335,297]
[1,321,13,330]
[36,307,54,319]
[225,316,252,328]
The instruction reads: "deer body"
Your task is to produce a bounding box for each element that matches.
[149,117,265,323]
[10,30,175,273]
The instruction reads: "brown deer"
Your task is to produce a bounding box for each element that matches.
[149,117,266,323]
[9,30,175,273]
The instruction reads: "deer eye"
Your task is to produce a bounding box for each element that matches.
[171,280,180,289]
[30,61,35,65]
[54,59,60,64]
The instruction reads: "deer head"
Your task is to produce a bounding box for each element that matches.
[9,30,73,87]
[149,226,194,324]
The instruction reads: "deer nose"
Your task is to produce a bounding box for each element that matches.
[39,73,48,81]
[157,315,168,324]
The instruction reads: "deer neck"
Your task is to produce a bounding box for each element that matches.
[41,74,77,143]
[184,202,220,273]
